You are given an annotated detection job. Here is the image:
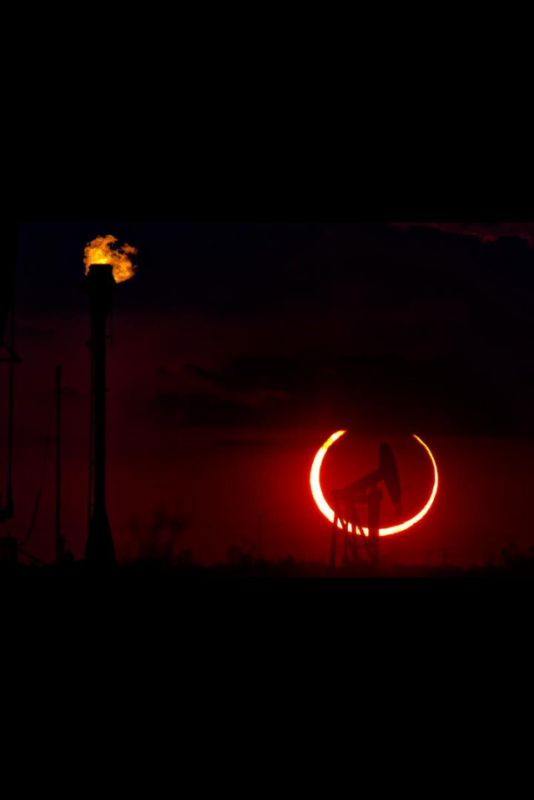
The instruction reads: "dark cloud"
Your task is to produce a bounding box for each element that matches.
[16,223,534,436]
[121,222,534,436]
[390,222,534,246]
[154,359,290,428]
[154,352,528,436]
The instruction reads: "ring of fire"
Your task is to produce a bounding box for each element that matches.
[310,432,439,537]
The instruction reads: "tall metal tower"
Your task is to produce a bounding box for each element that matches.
[83,264,116,565]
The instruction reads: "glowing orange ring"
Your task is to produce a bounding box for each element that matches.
[310,431,439,537]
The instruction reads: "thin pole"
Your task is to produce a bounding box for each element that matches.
[56,366,62,563]
[258,514,264,562]
[7,310,15,504]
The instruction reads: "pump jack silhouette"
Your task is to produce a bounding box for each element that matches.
[331,444,402,568]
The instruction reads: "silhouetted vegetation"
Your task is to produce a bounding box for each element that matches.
[2,542,534,577]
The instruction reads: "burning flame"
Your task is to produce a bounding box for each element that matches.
[84,235,138,284]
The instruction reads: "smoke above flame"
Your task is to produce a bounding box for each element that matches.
[84,235,138,284]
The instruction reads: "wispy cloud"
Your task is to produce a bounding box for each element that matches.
[390,222,534,246]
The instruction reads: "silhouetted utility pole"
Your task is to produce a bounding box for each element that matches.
[55,366,64,563]
[258,514,264,562]
[7,312,15,516]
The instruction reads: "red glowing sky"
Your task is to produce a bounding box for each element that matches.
[2,222,533,565]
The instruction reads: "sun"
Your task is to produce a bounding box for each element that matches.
[310,431,439,537]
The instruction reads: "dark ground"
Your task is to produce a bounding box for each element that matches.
[3,547,534,578]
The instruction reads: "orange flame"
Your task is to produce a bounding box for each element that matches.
[84,235,138,284]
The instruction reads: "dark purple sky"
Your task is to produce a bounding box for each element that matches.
[2,222,533,565]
